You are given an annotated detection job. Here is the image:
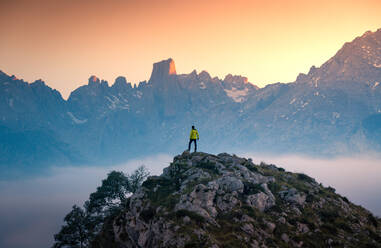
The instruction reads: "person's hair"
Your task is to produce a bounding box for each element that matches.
[192,125,195,129]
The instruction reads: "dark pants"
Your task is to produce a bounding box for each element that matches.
[188,139,197,152]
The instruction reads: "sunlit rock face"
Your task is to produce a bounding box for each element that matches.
[149,58,177,82]
[1,29,381,168]
[168,59,177,75]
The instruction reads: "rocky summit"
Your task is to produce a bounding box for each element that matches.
[92,152,381,248]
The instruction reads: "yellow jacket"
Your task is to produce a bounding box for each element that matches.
[190,129,199,140]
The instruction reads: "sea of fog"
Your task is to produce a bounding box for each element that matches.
[1,153,381,248]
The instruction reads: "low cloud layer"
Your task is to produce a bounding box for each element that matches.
[1,153,381,248]
[0,154,172,248]
[244,153,381,217]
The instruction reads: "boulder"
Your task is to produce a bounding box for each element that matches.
[279,188,306,205]
[246,192,275,211]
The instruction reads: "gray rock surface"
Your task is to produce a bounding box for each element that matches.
[246,192,275,212]
[279,188,306,205]
[93,152,381,248]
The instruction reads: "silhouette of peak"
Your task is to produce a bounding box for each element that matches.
[198,70,211,81]
[31,79,46,87]
[149,58,176,82]
[112,76,132,90]
[0,70,11,82]
[114,76,127,85]
[360,28,381,38]
[223,74,248,84]
[88,75,100,85]
[363,30,373,37]
[0,70,8,77]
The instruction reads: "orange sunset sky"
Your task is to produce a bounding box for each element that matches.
[1,0,381,98]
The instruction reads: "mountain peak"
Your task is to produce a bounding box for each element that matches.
[112,76,132,90]
[224,74,249,84]
[363,30,373,37]
[0,70,8,77]
[88,75,100,85]
[198,70,211,81]
[361,28,381,37]
[0,70,10,82]
[114,76,127,86]
[149,58,176,82]
[31,79,46,87]
[295,27,381,84]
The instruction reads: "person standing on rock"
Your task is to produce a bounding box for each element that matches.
[188,125,199,152]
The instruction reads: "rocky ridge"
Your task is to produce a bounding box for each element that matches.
[93,152,381,248]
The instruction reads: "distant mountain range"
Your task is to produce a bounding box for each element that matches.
[1,29,381,170]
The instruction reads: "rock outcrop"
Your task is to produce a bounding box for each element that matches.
[92,152,381,247]
[149,58,177,82]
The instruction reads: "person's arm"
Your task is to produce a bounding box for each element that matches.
[197,130,199,140]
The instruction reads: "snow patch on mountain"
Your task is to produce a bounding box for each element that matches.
[67,112,87,124]
[224,87,249,102]
[105,95,129,110]
[332,112,341,119]
[105,96,117,109]
[134,91,143,99]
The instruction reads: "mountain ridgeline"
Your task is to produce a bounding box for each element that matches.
[1,29,381,168]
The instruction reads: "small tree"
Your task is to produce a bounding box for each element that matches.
[53,205,89,248]
[53,166,151,247]
[86,171,129,215]
[128,165,150,193]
